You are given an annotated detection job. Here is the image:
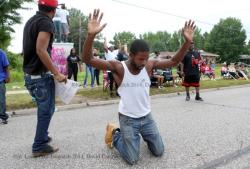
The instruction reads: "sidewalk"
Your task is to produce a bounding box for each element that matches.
[7,84,250,117]
[6,85,101,95]
[6,90,29,95]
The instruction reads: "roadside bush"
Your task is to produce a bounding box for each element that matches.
[6,51,23,71]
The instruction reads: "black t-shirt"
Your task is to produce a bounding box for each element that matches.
[182,50,201,76]
[67,55,80,69]
[23,11,55,75]
[117,52,128,61]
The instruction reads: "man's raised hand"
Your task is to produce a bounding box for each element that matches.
[88,9,107,36]
[182,20,196,43]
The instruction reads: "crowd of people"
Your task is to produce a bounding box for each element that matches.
[221,62,249,79]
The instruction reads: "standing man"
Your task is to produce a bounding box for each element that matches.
[23,0,66,157]
[0,49,10,125]
[103,38,119,97]
[82,9,195,165]
[181,42,203,101]
[52,7,62,42]
[60,4,70,42]
[93,48,101,86]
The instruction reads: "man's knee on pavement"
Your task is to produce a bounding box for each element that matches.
[120,134,140,165]
[147,138,165,157]
[151,145,164,157]
[125,154,139,165]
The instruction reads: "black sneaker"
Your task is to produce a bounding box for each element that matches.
[48,136,52,143]
[32,145,59,158]
[186,96,190,101]
[0,119,8,124]
[195,96,203,101]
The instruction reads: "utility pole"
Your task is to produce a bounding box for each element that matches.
[78,16,81,57]
[179,29,182,48]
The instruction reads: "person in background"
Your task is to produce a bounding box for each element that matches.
[228,63,239,79]
[104,37,119,97]
[151,68,165,89]
[181,41,203,101]
[60,4,70,42]
[52,7,62,42]
[204,63,216,80]
[221,62,229,77]
[83,63,95,88]
[0,49,10,125]
[163,67,177,87]
[67,48,80,81]
[117,44,128,62]
[93,48,100,86]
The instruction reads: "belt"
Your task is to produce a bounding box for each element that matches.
[25,72,52,80]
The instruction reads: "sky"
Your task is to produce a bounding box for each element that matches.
[8,0,250,53]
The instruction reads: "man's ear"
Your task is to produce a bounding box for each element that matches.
[52,9,56,15]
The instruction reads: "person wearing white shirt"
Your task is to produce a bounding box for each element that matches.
[104,38,118,97]
[60,4,70,42]
[53,8,62,42]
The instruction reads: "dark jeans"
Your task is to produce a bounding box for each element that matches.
[0,82,8,120]
[54,20,61,42]
[24,73,55,152]
[108,72,118,93]
[68,66,78,81]
[83,64,94,87]
[113,113,164,165]
[94,69,100,86]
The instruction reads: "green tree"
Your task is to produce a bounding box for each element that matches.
[206,17,246,63]
[6,51,23,71]
[193,27,204,50]
[68,8,88,55]
[0,0,33,49]
[169,30,182,52]
[112,31,136,47]
[140,31,171,52]
[203,32,210,50]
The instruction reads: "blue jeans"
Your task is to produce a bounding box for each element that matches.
[54,20,61,42]
[83,64,94,87]
[0,81,8,120]
[113,113,164,165]
[24,73,55,152]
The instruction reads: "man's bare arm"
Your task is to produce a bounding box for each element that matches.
[82,9,117,72]
[36,32,66,82]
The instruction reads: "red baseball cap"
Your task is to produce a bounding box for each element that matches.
[38,0,58,8]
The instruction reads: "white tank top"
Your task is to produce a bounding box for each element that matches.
[118,61,151,118]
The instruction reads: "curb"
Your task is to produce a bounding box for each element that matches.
[9,84,250,118]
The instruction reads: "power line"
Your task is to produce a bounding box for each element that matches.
[112,0,250,35]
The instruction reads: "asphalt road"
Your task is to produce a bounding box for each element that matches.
[1,86,250,169]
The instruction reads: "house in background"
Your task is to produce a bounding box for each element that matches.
[153,50,219,63]
[239,55,250,64]
[199,50,219,63]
